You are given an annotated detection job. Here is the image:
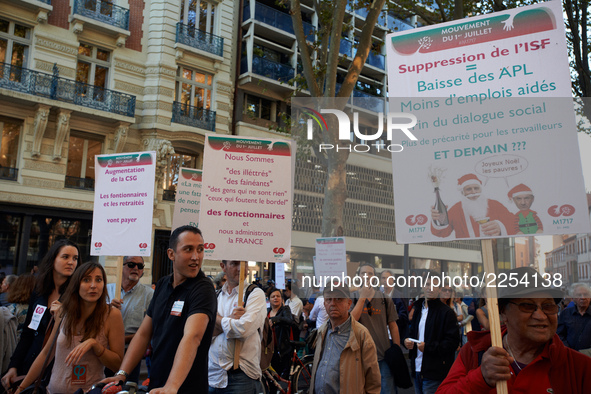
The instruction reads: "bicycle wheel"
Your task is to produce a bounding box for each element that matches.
[291,357,314,393]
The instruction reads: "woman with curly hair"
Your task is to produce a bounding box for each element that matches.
[1,239,80,392]
[15,261,125,394]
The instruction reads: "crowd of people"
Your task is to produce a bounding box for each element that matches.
[1,226,591,393]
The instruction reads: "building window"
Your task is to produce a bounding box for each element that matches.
[176,66,213,110]
[0,117,21,181]
[65,132,103,190]
[76,43,110,100]
[162,152,199,201]
[245,94,276,121]
[0,19,31,68]
[180,0,216,33]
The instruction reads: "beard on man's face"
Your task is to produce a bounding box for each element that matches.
[462,192,488,219]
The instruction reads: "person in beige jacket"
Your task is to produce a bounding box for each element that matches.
[310,283,381,394]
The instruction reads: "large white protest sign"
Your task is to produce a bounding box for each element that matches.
[386,1,591,243]
[314,237,347,282]
[172,168,202,231]
[91,151,156,255]
[276,263,285,289]
[199,135,292,262]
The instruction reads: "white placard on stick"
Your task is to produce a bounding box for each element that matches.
[276,263,285,290]
[199,135,292,262]
[314,237,347,280]
[172,168,203,231]
[91,151,156,256]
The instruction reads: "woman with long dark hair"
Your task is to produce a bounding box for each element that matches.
[14,262,124,394]
[1,239,79,392]
[267,288,294,382]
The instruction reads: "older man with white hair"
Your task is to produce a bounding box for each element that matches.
[557,283,591,356]
[431,173,516,238]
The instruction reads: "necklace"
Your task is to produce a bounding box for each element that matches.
[504,336,523,371]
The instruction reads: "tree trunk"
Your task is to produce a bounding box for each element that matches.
[322,149,348,237]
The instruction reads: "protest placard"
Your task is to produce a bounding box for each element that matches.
[171,168,202,231]
[199,135,292,262]
[386,1,591,243]
[314,237,347,284]
[91,151,156,256]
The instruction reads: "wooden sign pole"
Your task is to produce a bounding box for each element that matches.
[233,261,246,370]
[481,239,508,394]
[115,256,124,300]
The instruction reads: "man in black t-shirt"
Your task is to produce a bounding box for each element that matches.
[101,225,217,393]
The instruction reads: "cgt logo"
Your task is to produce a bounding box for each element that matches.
[405,214,428,226]
[302,107,418,153]
[273,247,285,254]
[548,204,575,217]
[94,242,102,248]
[139,243,148,248]
[204,243,216,250]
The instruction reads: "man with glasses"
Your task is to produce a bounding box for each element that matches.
[310,282,380,394]
[438,267,591,393]
[107,256,154,383]
[557,283,591,356]
[351,263,400,394]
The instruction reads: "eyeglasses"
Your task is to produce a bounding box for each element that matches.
[126,262,144,270]
[508,301,558,315]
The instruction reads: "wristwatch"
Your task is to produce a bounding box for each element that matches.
[115,370,129,379]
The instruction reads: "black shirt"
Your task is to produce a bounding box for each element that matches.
[8,291,52,374]
[146,270,216,392]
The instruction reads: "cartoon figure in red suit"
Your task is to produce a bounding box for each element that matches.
[431,173,516,238]
[508,183,543,234]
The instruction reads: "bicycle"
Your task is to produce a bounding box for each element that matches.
[261,341,314,394]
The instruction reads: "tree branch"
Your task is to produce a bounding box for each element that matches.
[290,0,321,96]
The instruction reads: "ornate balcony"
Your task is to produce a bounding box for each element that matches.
[73,0,129,30]
[172,101,216,131]
[0,167,18,181]
[175,22,224,58]
[0,63,136,117]
[65,176,95,190]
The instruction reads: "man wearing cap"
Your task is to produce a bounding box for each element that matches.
[107,256,154,383]
[431,173,515,238]
[508,183,543,234]
[437,267,591,393]
[310,283,380,394]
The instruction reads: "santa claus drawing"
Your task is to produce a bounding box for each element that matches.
[430,173,516,238]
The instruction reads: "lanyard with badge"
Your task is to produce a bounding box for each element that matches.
[28,304,48,330]
[171,300,184,316]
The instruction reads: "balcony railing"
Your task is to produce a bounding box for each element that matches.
[176,22,224,57]
[353,89,384,112]
[73,0,129,30]
[251,55,294,82]
[0,63,136,117]
[0,167,18,181]
[172,101,216,131]
[37,0,52,3]
[65,176,95,190]
[246,2,313,40]
[367,52,385,69]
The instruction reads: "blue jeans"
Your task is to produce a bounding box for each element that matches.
[379,360,398,394]
[414,372,442,394]
[209,369,257,394]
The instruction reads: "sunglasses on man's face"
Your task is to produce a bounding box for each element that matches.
[508,301,558,315]
[126,262,145,270]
